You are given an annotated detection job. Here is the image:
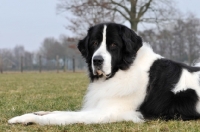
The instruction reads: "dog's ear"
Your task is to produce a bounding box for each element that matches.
[77,26,94,59]
[119,25,143,69]
[120,25,142,56]
[77,35,89,59]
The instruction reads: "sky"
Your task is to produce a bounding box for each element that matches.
[0,0,200,52]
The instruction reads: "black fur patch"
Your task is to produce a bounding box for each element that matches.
[139,59,200,120]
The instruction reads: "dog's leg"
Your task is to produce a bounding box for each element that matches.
[8,111,108,125]
[8,110,144,125]
[8,113,38,125]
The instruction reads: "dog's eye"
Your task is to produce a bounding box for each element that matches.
[110,43,117,48]
[93,41,98,47]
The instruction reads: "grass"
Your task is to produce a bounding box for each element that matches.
[1,72,200,132]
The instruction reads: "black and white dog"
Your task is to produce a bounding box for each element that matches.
[9,23,200,125]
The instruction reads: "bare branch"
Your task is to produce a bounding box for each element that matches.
[113,7,131,21]
[137,0,153,19]
[57,0,178,33]
[110,0,130,15]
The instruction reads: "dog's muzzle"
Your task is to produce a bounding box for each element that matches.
[92,55,111,78]
[93,55,104,68]
[93,55,104,75]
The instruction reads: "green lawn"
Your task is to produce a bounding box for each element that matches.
[1,72,200,132]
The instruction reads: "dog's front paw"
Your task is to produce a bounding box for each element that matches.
[133,112,145,123]
[8,113,37,125]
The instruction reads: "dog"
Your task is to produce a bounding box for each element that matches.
[8,23,200,125]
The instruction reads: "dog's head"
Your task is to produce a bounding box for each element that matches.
[78,23,142,81]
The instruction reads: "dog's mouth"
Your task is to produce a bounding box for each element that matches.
[95,69,111,78]
[96,69,104,76]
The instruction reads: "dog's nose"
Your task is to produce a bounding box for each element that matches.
[93,55,104,67]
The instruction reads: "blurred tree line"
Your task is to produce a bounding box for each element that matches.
[0,36,85,72]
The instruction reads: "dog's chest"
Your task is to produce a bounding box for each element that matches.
[82,68,148,111]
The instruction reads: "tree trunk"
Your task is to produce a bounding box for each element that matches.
[130,21,138,31]
[130,0,138,31]
[73,56,75,73]
[21,56,23,73]
[63,57,66,72]
[39,55,42,73]
[0,56,2,74]
[56,55,59,73]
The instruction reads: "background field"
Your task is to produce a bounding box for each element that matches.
[1,72,200,132]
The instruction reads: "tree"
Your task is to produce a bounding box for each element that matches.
[0,48,15,70]
[24,51,34,70]
[13,45,25,70]
[57,0,177,36]
[139,29,158,51]
[140,14,200,65]
[59,35,79,58]
[59,35,86,70]
[0,55,2,73]
[57,0,120,36]
[40,37,65,60]
[181,15,200,65]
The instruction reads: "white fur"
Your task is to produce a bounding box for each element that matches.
[8,44,163,125]
[172,69,200,96]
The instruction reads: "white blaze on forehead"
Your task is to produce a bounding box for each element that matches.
[102,25,107,45]
[92,25,112,76]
